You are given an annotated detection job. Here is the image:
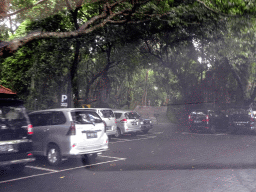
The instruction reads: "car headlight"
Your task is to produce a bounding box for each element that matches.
[141,122,144,124]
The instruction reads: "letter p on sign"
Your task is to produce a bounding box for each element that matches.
[62,95,67,102]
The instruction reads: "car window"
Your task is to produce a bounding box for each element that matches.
[29,112,53,126]
[1,106,26,121]
[100,110,115,118]
[114,113,122,119]
[52,111,66,125]
[197,111,206,115]
[126,112,140,119]
[71,111,102,124]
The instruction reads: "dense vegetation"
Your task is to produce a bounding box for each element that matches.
[1,0,256,111]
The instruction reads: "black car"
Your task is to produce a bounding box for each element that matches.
[188,109,228,133]
[228,108,255,134]
[140,118,153,134]
[0,98,35,172]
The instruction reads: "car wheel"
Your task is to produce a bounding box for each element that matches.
[47,144,61,166]
[81,154,89,164]
[10,163,25,172]
[143,130,149,134]
[210,125,216,134]
[115,128,121,138]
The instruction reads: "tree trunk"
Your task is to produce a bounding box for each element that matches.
[70,8,81,107]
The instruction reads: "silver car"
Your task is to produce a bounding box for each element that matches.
[113,110,142,137]
[91,108,117,137]
[28,108,108,166]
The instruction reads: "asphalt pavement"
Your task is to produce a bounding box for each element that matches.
[2,121,256,192]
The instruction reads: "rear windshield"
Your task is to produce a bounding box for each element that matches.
[126,112,140,119]
[0,104,29,141]
[1,106,27,121]
[114,113,122,119]
[100,110,115,118]
[190,110,214,116]
[71,111,103,124]
[230,109,249,115]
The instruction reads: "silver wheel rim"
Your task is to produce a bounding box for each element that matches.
[48,148,58,164]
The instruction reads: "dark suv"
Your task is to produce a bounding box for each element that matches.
[228,108,256,134]
[0,98,35,172]
[188,109,228,133]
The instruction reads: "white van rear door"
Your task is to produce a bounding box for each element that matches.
[71,110,105,146]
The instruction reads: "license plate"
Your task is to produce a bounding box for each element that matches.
[132,121,138,125]
[194,120,201,123]
[87,132,97,139]
[0,144,14,153]
[106,126,112,130]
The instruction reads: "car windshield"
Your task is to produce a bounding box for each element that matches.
[71,111,103,124]
[126,112,140,119]
[1,106,26,121]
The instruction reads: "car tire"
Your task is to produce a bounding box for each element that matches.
[81,154,89,164]
[115,128,121,138]
[10,163,25,172]
[210,125,216,134]
[47,144,61,166]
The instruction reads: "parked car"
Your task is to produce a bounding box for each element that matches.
[113,110,142,137]
[188,109,228,133]
[0,98,35,172]
[228,108,256,134]
[28,108,108,166]
[91,108,117,137]
[140,118,153,134]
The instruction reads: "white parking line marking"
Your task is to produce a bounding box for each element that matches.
[0,158,126,184]
[26,165,58,172]
[113,138,132,141]
[98,155,126,161]
[152,132,163,134]
[110,136,156,143]
[182,132,227,136]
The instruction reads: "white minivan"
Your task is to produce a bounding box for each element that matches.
[28,108,108,166]
[91,108,117,137]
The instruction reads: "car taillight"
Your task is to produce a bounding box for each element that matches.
[121,119,127,123]
[115,119,117,123]
[188,115,192,121]
[206,115,209,122]
[69,121,76,135]
[27,124,33,135]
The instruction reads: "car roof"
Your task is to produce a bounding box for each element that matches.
[29,108,97,114]
[90,108,113,111]
[113,109,138,113]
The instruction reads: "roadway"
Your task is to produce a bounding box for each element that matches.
[1,123,256,192]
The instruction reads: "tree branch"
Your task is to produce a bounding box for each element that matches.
[0,0,48,19]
